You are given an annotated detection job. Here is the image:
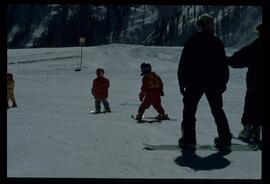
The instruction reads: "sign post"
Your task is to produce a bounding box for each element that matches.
[75,37,85,72]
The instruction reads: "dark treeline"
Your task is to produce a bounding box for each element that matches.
[7,5,262,48]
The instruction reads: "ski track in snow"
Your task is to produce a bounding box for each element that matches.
[7,44,261,178]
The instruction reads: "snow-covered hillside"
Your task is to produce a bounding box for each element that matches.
[7,44,261,178]
[7,5,262,48]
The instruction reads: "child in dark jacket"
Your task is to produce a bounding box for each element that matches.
[91,68,111,113]
[135,63,168,121]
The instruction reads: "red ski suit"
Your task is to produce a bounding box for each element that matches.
[91,76,110,99]
[138,72,165,114]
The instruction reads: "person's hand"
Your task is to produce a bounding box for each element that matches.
[180,86,186,95]
[160,90,164,96]
[226,56,233,67]
[220,85,227,93]
[226,56,231,62]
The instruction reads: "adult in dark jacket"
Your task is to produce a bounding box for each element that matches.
[227,23,262,143]
[177,14,231,151]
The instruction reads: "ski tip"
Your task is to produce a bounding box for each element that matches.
[143,144,154,150]
[144,147,154,150]
[249,144,261,151]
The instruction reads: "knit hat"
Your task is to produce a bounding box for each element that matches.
[96,68,104,76]
[7,73,13,80]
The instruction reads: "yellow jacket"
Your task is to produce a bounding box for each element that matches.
[7,79,15,90]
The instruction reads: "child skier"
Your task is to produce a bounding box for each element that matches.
[91,68,111,113]
[7,73,17,108]
[135,63,168,121]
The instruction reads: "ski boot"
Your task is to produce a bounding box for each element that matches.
[155,113,169,120]
[135,113,143,121]
[103,109,111,113]
[92,110,101,114]
[178,138,196,151]
[214,137,231,153]
[238,125,258,143]
[12,102,17,108]
[250,125,261,143]
[249,126,261,150]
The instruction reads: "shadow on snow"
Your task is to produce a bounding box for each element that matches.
[174,151,231,171]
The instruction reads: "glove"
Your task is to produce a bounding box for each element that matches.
[180,86,186,95]
[220,85,227,94]
[160,90,164,96]
[226,56,231,62]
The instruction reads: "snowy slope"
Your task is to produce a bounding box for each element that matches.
[7,44,261,178]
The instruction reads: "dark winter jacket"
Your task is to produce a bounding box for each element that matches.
[227,37,262,90]
[91,76,110,99]
[178,31,229,92]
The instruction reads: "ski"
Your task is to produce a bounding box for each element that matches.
[7,106,18,109]
[231,135,262,150]
[142,116,177,121]
[131,114,161,123]
[131,114,176,123]
[143,143,260,151]
[90,110,112,114]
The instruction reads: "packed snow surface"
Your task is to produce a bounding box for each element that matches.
[7,44,261,178]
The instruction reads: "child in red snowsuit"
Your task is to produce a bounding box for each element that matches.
[91,68,111,113]
[136,63,168,120]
